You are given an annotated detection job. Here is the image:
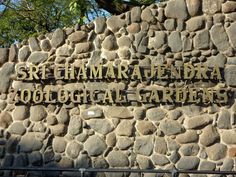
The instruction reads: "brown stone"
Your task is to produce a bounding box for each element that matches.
[127,23,140,33]
[228,147,236,157]
[222,1,236,13]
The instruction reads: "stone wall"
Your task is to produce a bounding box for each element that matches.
[0,0,236,176]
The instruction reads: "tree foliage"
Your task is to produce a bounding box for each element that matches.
[0,0,162,47]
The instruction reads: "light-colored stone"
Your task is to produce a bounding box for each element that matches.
[12,106,29,120]
[151,154,169,166]
[81,107,103,119]
[210,24,230,52]
[222,130,236,144]
[87,119,113,135]
[28,51,48,64]
[165,0,188,20]
[176,156,200,170]
[107,16,126,33]
[30,105,47,122]
[75,42,92,54]
[95,17,106,34]
[29,37,40,51]
[227,22,236,50]
[203,0,221,14]
[8,122,26,135]
[149,31,166,49]
[136,121,156,135]
[52,137,67,153]
[131,7,141,23]
[225,65,236,86]
[199,161,216,170]
[0,48,8,65]
[0,62,15,93]
[137,155,153,169]
[107,151,129,167]
[168,31,182,52]
[68,31,87,43]
[222,1,236,13]
[186,0,201,16]
[200,125,219,147]
[106,106,133,119]
[206,54,226,68]
[116,120,133,136]
[0,111,12,128]
[217,109,231,129]
[176,130,198,144]
[66,141,82,159]
[186,16,205,32]
[134,136,154,156]
[179,144,199,156]
[84,135,107,156]
[117,137,133,150]
[51,28,65,48]
[68,116,83,136]
[102,35,117,51]
[146,108,165,121]
[154,137,167,154]
[206,143,227,160]
[160,119,183,135]
[185,115,212,129]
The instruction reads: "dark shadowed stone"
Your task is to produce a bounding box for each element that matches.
[0,62,15,93]
[117,137,133,150]
[176,130,198,144]
[0,48,8,65]
[186,0,201,16]
[87,119,113,135]
[210,24,230,52]
[0,111,12,128]
[81,107,103,119]
[222,130,236,144]
[75,42,92,53]
[66,141,82,159]
[59,157,73,168]
[176,156,200,170]
[95,17,106,34]
[203,0,221,14]
[225,65,236,86]
[28,151,43,166]
[107,16,126,33]
[227,22,236,50]
[68,31,87,43]
[8,122,26,135]
[136,121,156,135]
[217,109,231,129]
[200,125,220,147]
[131,7,141,22]
[179,144,199,156]
[155,137,167,154]
[68,116,83,135]
[207,143,227,160]
[106,106,133,119]
[84,135,107,156]
[194,30,210,49]
[29,37,41,51]
[160,119,183,135]
[199,161,216,170]
[41,39,51,52]
[93,157,109,168]
[57,108,69,124]
[19,132,43,152]
[186,16,205,32]
[206,54,226,68]
[151,154,169,166]
[9,44,17,62]
[75,154,91,168]
[52,137,67,153]
[13,154,27,167]
[28,51,48,64]
[51,28,65,48]
[168,31,182,52]
[134,136,154,156]
[30,105,47,122]
[165,0,188,20]
[107,151,129,167]
[146,108,165,121]
[2,154,14,167]
[116,120,133,136]
[102,35,118,51]
[185,115,212,129]
[18,46,30,62]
